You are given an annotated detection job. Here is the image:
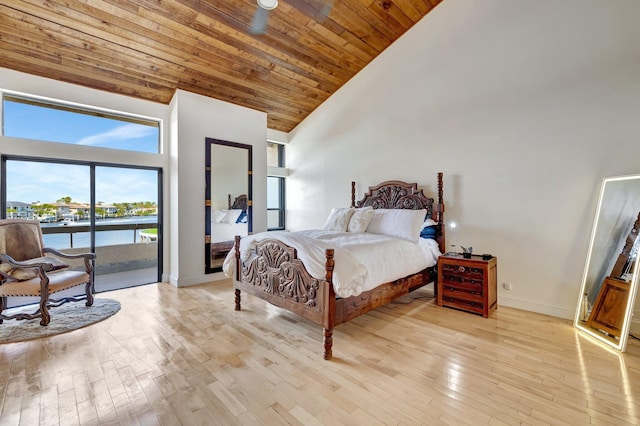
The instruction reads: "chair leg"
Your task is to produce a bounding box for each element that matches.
[85,281,94,307]
[0,296,6,324]
[39,296,50,326]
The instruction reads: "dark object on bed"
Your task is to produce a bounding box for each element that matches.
[233,174,445,360]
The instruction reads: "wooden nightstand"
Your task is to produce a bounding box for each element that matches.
[437,254,497,317]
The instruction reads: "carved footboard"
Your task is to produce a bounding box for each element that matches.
[233,237,337,359]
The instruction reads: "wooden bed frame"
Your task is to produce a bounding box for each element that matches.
[233,173,445,360]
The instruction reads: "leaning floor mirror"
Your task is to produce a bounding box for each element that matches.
[205,138,252,274]
[575,174,640,351]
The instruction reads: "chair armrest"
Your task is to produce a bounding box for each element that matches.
[43,247,96,260]
[0,254,54,284]
[0,253,54,271]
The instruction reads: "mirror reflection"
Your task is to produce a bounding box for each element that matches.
[575,174,640,351]
[205,138,252,273]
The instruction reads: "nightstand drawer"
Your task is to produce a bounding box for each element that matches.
[441,263,485,280]
[441,283,484,300]
[441,273,485,287]
[441,295,485,316]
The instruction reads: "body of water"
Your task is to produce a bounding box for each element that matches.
[40,216,158,249]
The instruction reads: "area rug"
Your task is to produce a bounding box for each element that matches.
[0,298,121,344]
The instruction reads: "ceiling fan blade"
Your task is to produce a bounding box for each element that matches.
[251,7,270,34]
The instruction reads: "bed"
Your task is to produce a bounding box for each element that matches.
[226,174,445,359]
[210,194,249,267]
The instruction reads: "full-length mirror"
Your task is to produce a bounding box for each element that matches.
[205,138,252,273]
[575,174,640,351]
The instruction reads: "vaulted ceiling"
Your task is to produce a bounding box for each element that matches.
[1,0,442,132]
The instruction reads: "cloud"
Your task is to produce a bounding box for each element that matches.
[77,124,156,146]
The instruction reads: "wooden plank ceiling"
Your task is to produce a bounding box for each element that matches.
[1,0,442,132]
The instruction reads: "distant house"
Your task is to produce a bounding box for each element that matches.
[97,204,118,217]
[6,201,34,219]
[56,203,117,221]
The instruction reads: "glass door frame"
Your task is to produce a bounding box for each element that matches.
[0,154,163,283]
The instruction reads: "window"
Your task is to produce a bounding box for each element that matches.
[267,141,285,167]
[267,142,286,230]
[267,176,285,230]
[2,95,160,153]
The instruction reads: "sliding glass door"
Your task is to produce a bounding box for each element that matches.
[94,166,160,292]
[2,157,161,305]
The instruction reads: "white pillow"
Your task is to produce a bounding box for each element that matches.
[221,209,243,224]
[365,209,426,243]
[212,210,227,223]
[323,208,355,232]
[348,207,374,233]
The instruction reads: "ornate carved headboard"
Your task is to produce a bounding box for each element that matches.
[228,194,248,211]
[355,181,434,214]
[350,173,445,252]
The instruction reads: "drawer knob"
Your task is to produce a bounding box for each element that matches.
[458,266,466,273]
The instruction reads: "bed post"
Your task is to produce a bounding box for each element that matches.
[432,172,445,254]
[234,235,241,311]
[351,181,356,208]
[323,248,336,360]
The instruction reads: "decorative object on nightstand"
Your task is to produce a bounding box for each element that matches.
[447,221,457,255]
[461,246,473,259]
[437,254,497,318]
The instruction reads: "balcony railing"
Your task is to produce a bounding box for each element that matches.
[41,222,158,248]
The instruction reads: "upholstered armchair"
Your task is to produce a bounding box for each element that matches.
[0,219,95,326]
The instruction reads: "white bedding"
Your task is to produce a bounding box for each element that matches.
[223,229,441,298]
[211,222,248,243]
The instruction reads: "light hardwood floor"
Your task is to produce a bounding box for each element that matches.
[1,280,639,425]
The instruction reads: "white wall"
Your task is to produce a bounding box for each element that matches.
[287,0,640,319]
[169,90,267,286]
[211,145,248,211]
[0,70,268,287]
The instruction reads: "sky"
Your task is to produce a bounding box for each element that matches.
[4,99,159,205]
[6,162,158,205]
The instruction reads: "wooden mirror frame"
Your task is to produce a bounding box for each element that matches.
[574,174,640,351]
[205,138,252,274]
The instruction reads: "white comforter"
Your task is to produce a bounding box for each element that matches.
[211,222,248,243]
[223,230,441,298]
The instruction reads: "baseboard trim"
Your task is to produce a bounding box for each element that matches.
[499,295,575,320]
[169,272,228,287]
